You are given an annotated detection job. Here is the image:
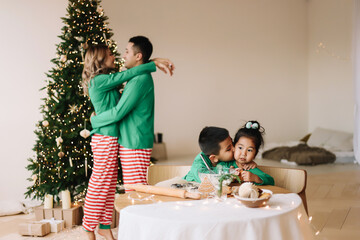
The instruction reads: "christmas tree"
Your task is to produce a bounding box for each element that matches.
[25,0,123,202]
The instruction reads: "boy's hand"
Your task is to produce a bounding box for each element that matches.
[241,171,262,184]
[241,161,257,170]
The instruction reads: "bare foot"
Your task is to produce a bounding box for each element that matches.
[82,228,96,240]
[98,228,115,240]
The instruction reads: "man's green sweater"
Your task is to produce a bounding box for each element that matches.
[90,64,156,149]
[89,62,156,138]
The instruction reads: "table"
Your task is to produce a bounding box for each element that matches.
[114,185,290,212]
[116,188,313,240]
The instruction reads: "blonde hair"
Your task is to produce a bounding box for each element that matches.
[81,45,110,96]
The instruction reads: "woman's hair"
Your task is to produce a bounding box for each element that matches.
[81,44,111,96]
[233,120,265,155]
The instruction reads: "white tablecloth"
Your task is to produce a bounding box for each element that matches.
[118,193,313,240]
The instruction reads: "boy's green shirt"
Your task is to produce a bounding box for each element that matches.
[183,152,234,183]
[183,152,275,185]
[90,63,156,149]
[89,62,156,139]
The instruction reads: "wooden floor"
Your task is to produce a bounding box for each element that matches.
[308,171,360,240]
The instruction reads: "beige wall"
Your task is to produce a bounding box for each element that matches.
[0,0,352,201]
[0,1,68,201]
[103,0,309,157]
[308,0,354,133]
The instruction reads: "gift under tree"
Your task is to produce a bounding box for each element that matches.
[25,0,124,204]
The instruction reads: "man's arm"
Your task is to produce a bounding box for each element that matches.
[92,62,156,91]
[91,75,151,128]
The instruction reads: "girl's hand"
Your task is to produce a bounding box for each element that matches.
[241,171,262,184]
[152,58,175,76]
[241,161,257,170]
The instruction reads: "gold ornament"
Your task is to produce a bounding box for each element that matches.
[58,152,65,158]
[69,104,78,114]
[42,120,49,127]
[80,129,90,139]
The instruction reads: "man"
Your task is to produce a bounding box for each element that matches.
[91,36,173,188]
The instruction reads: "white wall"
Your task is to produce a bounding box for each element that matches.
[308,0,354,133]
[0,0,352,201]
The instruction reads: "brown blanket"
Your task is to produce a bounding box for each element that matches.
[262,144,336,165]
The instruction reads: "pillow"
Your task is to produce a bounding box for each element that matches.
[307,128,333,147]
[0,200,25,216]
[325,130,353,151]
[307,127,353,152]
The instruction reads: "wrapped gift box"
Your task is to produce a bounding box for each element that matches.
[40,218,64,233]
[34,206,44,221]
[34,204,83,229]
[19,221,51,237]
[63,205,82,228]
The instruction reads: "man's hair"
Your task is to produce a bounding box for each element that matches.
[198,126,229,156]
[129,36,153,63]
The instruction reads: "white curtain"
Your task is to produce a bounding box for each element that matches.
[354,0,360,164]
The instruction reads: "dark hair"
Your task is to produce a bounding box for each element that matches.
[233,120,265,156]
[129,36,153,63]
[198,126,229,156]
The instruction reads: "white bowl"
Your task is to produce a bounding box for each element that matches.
[233,189,273,208]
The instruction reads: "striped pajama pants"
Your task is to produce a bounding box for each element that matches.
[82,134,119,232]
[119,145,152,191]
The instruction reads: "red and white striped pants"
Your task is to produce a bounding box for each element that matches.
[119,145,152,191]
[82,134,119,232]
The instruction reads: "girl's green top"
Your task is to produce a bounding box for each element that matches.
[229,161,275,186]
[89,62,156,138]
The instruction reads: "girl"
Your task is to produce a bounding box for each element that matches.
[232,121,274,185]
[81,44,173,240]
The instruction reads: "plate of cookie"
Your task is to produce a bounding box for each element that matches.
[233,182,273,208]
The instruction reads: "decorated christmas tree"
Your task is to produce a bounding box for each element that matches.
[25,0,123,203]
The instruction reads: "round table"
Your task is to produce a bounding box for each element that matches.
[117,193,313,240]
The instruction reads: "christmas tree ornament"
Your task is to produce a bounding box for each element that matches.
[42,120,49,127]
[97,6,104,16]
[32,175,38,182]
[55,137,63,147]
[80,129,90,139]
[69,157,73,167]
[69,104,78,114]
[60,55,67,63]
[85,158,88,177]
[74,36,84,42]
[58,151,65,158]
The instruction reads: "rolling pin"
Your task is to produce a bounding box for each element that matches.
[124,184,201,200]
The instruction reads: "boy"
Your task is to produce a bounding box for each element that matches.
[183,126,256,183]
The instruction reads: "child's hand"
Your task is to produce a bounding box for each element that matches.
[241,171,262,184]
[241,161,257,170]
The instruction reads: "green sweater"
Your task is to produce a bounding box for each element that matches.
[229,161,274,186]
[90,66,155,149]
[89,62,156,138]
[183,152,234,183]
